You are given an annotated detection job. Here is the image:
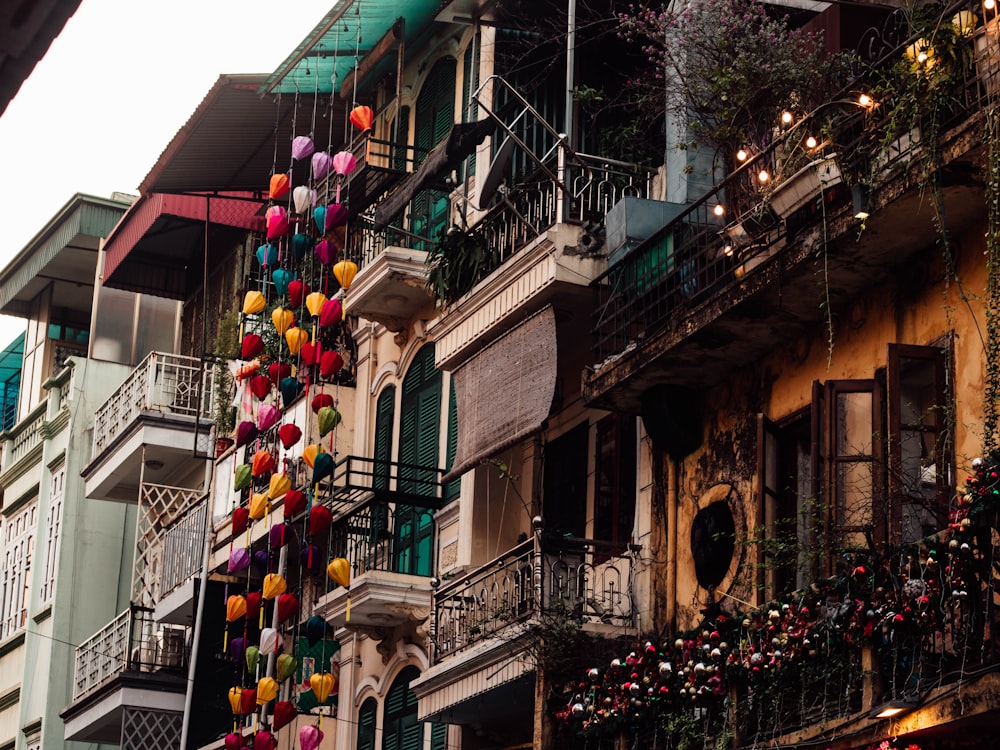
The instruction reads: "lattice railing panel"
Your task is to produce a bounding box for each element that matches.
[133,484,204,607]
[121,707,181,750]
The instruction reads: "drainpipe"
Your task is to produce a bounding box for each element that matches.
[259,543,289,728]
[665,455,678,633]
[180,457,216,750]
[564,0,576,148]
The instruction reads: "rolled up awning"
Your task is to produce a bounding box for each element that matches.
[444,305,557,481]
[372,118,494,230]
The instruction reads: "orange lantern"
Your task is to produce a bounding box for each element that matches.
[349,105,373,131]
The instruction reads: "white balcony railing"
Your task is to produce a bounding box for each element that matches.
[134,484,205,607]
[72,606,188,700]
[92,352,215,457]
[159,500,207,597]
[7,399,47,466]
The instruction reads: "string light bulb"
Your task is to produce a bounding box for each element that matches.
[723,244,734,257]
[780,111,793,125]
[805,136,818,149]
[758,169,769,183]
[858,93,873,108]
[987,0,995,10]
[713,204,725,217]
[736,148,748,162]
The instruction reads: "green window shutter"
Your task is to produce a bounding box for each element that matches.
[412,58,457,249]
[373,386,395,491]
[430,722,448,750]
[384,667,421,750]
[357,697,377,750]
[445,387,459,501]
[399,345,441,494]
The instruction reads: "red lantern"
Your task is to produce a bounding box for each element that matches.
[311,393,334,413]
[283,490,307,518]
[249,375,271,400]
[320,351,344,378]
[309,505,333,536]
[232,507,250,536]
[277,593,300,623]
[278,423,303,449]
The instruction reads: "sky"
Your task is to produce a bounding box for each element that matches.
[0,0,337,347]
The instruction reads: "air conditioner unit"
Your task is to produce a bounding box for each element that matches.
[156,627,186,669]
[606,197,687,266]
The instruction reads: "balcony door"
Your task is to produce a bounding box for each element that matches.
[411,57,456,249]
[397,345,441,575]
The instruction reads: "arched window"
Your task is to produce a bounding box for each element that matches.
[383,666,420,750]
[357,697,377,750]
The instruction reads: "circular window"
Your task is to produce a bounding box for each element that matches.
[690,500,736,589]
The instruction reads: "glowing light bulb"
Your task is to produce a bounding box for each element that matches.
[917,50,928,63]
[736,149,748,162]
[987,0,995,10]
[858,93,873,107]
[723,244,734,257]
[713,204,725,217]
[758,170,769,183]
[805,136,817,149]
[781,111,793,125]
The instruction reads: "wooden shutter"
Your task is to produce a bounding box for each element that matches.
[357,697,377,750]
[412,58,457,248]
[374,386,395,491]
[383,667,421,750]
[430,722,448,750]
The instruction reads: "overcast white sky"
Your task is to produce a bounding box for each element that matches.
[0,0,336,347]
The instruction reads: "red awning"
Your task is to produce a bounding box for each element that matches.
[101,192,265,300]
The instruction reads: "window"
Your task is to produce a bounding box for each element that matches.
[357,697,377,750]
[543,422,589,538]
[383,667,421,750]
[758,343,952,591]
[411,57,457,249]
[1,500,37,640]
[594,415,637,551]
[373,386,396,491]
[397,345,441,575]
[40,466,65,604]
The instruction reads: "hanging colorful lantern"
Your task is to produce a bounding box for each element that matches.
[319,299,342,328]
[260,627,280,654]
[300,341,320,365]
[292,185,316,215]
[256,677,279,705]
[300,543,323,575]
[269,173,290,200]
[291,135,315,160]
[224,732,246,750]
[309,505,333,536]
[252,550,270,578]
[283,489,307,518]
[276,653,298,683]
[310,672,336,703]
[269,523,287,549]
[226,595,248,622]
[276,592,300,623]
[246,591,262,620]
[305,292,328,318]
[302,443,321,469]
[253,732,275,750]
[317,406,341,436]
[332,150,357,176]
[350,105,374,131]
[278,423,302,449]
[262,574,287,600]
[249,492,269,521]
[265,206,289,239]
[320,351,344,378]
[256,243,278,268]
[314,239,337,265]
[228,687,245,715]
[257,404,281,433]
[229,637,246,662]
[312,152,333,181]
[272,701,297,731]
[327,557,351,588]
[285,327,309,356]
[299,725,323,750]
[252,450,276,477]
[279,376,303,405]
[312,451,334,484]
[232,506,250,535]
[305,615,328,647]
[271,307,295,335]
[267,362,292,385]
[249,375,271,400]
[242,291,266,316]
[241,334,264,360]
[233,463,252,491]
[227,547,251,574]
[311,394,334,413]
[245,644,260,673]
[268,473,291,500]
[290,235,314,265]
[333,259,358,290]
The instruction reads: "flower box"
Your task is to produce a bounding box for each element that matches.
[768,154,842,218]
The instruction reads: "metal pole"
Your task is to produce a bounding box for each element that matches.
[180,460,215,750]
[564,0,576,148]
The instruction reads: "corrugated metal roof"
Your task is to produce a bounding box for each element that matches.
[139,74,327,195]
[262,0,446,96]
[101,192,265,301]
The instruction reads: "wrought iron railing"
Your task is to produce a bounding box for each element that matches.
[329,495,438,579]
[92,352,215,457]
[432,536,637,661]
[591,0,990,366]
[72,606,188,700]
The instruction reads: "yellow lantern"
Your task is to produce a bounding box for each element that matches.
[333,260,358,291]
[263,573,287,600]
[242,290,266,316]
[310,672,336,703]
[256,677,279,705]
[249,492,270,520]
[226,595,248,622]
[228,686,245,714]
[327,557,351,588]
[285,327,309,355]
[302,443,321,469]
[305,292,328,318]
[271,307,294,335]
[268,473,291,500]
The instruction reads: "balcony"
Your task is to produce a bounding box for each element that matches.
[84,352,215,502]
[61,606,187,744]
[147,490,208,626]
[412,536,637,725]
[583,12,991,411]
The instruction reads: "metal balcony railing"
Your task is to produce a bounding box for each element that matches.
[329,495,438,579]
[159,500,207,597]
[72,606,188,700]
[92,352,215,457]
[591,0,990,366]
[432,536,638,661]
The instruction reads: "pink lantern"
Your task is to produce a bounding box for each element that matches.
[299,725,323,750]
[319,298,342,328]
[266,206,289,239]
[332,150,357,176]
[257,404,280,432]
[291,135,315,160]
[314,239,337,265]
